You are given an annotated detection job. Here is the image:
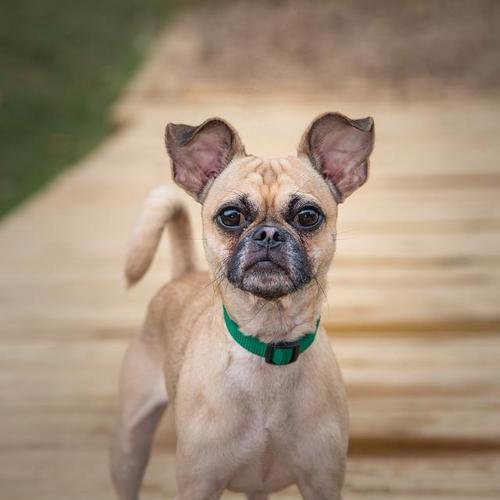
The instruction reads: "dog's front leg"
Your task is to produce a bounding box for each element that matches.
[174,475,225,500]
[110,332,168,500]
[174,488,224,500]
[295,454,345,500]
[297,475,343,500]
[174,447,230,500]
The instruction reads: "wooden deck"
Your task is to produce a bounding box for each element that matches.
[1,43,500,500]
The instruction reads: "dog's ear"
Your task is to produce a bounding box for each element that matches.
[298,112,375,202]
[165,118,245,201]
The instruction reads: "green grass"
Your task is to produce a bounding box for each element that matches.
[0,0,176,218]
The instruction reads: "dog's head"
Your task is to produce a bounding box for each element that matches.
[165,113,374,301]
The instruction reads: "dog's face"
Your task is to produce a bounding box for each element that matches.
[201,155,337,300]
[165,113,374,301]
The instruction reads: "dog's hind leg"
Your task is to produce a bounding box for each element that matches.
[246,494,269,500]
[110,329,168,500]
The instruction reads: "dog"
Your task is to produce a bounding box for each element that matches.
[110,112,375,500]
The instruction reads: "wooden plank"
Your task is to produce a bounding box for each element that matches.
[1,99,499,332]
[344,452,500,500]
[340,190,500,224]
[1,335,499,451]
[2,448,499,500]
[1,94,500,499]
[323,265,500,327]
[336,335,500,446]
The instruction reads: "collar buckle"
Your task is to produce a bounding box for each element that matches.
[265,340,301,365]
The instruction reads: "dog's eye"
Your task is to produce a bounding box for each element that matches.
[217,207,246,228]
[294,207,322,229]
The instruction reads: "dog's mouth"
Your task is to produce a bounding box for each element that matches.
[226,234,314,300]
[232,256,301,300]
[244,258,286,273]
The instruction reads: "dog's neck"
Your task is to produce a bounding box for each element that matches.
[219,283,324,344]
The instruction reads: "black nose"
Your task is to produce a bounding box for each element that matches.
[252,225,286,249]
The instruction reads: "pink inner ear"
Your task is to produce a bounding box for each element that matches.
[171,124,233,198]
[312,118,373,200]
[191,137,227,178]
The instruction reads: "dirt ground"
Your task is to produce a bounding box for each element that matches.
[119,0,500,97]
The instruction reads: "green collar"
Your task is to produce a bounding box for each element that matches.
[223,306,319,366]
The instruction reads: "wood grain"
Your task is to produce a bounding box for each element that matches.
[1,85,499,497]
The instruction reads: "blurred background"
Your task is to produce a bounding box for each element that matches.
[1,1,499,499]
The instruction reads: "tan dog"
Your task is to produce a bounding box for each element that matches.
[110,112,375,500]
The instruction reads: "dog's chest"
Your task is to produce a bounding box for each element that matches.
[176,332,346,493]
[221,353,307,489]
[225,348,304,414]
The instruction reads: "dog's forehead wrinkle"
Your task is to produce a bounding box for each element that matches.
[246,156,264,169]
[247,158,293,212]
[216,155,335,220]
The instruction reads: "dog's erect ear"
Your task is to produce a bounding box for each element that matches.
[298,112,375,202]
[165,118,245,201]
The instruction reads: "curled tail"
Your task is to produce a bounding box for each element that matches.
[125,185,196,286]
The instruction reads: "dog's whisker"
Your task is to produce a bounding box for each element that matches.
[312,274,328,299]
